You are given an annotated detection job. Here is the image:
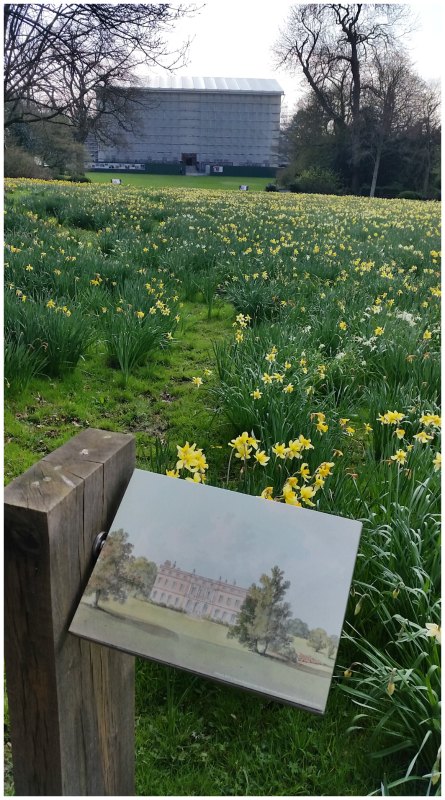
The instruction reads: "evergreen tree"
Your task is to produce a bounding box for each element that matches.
[228,566,293,656]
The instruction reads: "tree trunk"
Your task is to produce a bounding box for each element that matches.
[370,137,384,198]
[422,139,431,197]
[349,36,362,196]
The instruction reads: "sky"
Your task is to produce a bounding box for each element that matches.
[139,1,443,116]
[92,469,362,634]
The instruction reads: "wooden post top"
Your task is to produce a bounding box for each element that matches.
[5,428,134,513]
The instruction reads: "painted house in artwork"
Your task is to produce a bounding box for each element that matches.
[150,560,248,623]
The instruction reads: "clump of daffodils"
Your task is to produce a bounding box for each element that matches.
[233,312,251,343]
[377,409,441,470]
[261,460,335,507]
[228,431,335,508]
[166,442,208,483]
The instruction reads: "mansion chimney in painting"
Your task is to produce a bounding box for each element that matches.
[150,560,248,624]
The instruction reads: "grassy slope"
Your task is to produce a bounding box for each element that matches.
[4,304,394,798]
[86,171,272,191]
[4,185,411,797]
[4,301,234,485]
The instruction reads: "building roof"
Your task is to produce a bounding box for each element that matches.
[143,76,284,94]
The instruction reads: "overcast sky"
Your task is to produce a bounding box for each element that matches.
[100,469,362,635]
[139,1,443,115]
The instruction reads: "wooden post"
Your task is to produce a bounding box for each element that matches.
[4,428,136,796]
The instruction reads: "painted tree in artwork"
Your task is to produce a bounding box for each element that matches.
[86,528,134,608]
[125,557,157,600]
[228,566,293,656]
[308,627,329,653]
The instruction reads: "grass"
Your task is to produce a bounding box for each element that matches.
[86,171,273,191]
[4,179,441,796]
[4,302,233,486]
[134,660,394,796]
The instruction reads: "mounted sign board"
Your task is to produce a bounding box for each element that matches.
[70,469,361,714]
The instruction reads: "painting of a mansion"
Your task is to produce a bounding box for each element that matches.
[150,560,248,624]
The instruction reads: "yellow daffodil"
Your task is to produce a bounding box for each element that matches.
[192,376,203,387]
[420,413,441,428]
[299,485,316,506]
[300,463,311,482]
[272,442,288,459]
[378,410,405,425]
[282,484,298,504]
[260,486,274,500]
[185,472,203,483]
[317,462,335,478]
[433,452,441,471]
[287,440,303,459]
[254,450,270,466]
[192,451,208,473]
[413,430,433,444]
[391,449,408,465]
[251,389,262,399]
[176,442,198,471]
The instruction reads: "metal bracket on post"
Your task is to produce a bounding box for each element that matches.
[93,530,108,559]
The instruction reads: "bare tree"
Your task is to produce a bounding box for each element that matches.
[415,80,441,197]
[363,51,416,197]
[275,4,413,194]
[4,3,195,142]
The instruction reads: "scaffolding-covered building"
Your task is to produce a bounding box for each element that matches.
[90,76,283,176]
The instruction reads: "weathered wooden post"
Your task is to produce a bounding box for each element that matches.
[4,428,136,796]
